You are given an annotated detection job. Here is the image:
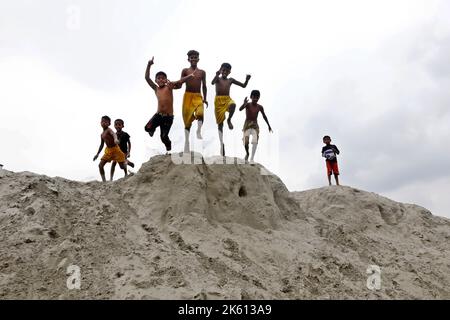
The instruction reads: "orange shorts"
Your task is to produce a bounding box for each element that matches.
[326,161,339,176]
[101,145,126,163]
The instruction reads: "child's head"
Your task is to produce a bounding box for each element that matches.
[155,71,168,87]
[101,116,111,129]
[220,63,232,77]
[187,50,199,66]
[114,119,124,131]
[250,90,260,103]
[323,135,331,145]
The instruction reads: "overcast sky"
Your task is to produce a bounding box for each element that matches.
[1,0,449,218]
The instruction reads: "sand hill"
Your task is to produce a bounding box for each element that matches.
[0,154,449,299]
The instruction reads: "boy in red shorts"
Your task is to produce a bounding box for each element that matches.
[322,135,340,186]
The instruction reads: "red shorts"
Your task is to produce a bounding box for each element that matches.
[326,161,339,176]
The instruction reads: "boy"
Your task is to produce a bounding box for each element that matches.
[212,63,251,156]
[322,135,340,186]
[239,90,273,162]
[110,119,135,181]
[144,56,196,154]
[93,116,127,182]
[180,50,208,153]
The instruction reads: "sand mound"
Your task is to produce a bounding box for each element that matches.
[0,155,449,299]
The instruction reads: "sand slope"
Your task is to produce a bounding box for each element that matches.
[0,154,449,299]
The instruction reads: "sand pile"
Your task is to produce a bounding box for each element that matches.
[0,154,449,299]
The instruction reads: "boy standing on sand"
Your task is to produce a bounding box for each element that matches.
[110,119,135,181]
[212,63,251,156]
[93,116,127,182]
[144,57,196,154]
[239,90,273,162]
[322,135,340,186]
[181,50,208,153]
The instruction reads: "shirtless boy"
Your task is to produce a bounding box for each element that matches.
[181,50,208,153]
[212,63,251,156]
[144,57,196,153]
[239,90,272,162]
[93,115,127,182]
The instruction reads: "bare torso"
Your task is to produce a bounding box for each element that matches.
[155,86,174,115]
[215,77,233,96]
[246,103,262,122]
[101,128,116,148]
[183,67,205,93]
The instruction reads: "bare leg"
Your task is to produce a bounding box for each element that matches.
[119,162,128,177]
[218,123,225,156]
[99,160,107,182]
[327,175,332,186]
[110,161,117,181]
[197,120,203,139]
[250,143,258,162]
[227,104,236,130]
[184,128,190,153]
[335,174,340,186]
[127,160,135,168]
[244,142,249,162]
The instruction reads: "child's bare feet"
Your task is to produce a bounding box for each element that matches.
[227,118,234,130]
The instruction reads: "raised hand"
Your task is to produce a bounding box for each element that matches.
[216,69,222,76]
[243,96,249,105]
[148,56,154,66]
[246,74,251,81]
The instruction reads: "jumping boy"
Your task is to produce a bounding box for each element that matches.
[322,135,340,186]
[110,119,135,181]
[144,56,196,154]
[93,115,127,182]
[181,50,208,153]
[212,63,251,156]
[239,90,273,162]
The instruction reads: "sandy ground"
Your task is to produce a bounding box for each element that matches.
[0,154,449,299]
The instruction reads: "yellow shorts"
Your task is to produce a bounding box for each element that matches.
[182,92,204,129]
[101,145,126,163]
[214,96,235,125]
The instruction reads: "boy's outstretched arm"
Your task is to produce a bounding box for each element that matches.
[145,57,157,91]
[211,69,221,85]
[260,107,273,132]
[239,97,249,111]
[231,74,251,88]
[93,138,104,161]
[171,69,196,89]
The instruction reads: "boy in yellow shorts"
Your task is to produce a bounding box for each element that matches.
[93,115,127,182]
[211,63,251,156]
[180,50,208,153]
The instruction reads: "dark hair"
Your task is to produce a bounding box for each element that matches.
[101,116,111,123]
[221,63,232,70]
[323,135,331,140]
[155,71,167,79]
[115,119,124,125]
[187,50,199,57]
[250,90,260,97]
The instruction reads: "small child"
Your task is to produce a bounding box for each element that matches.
[110,119,135,181]
[212,62,251,156]
[144,56,195,154]
[239,90,272,162]
[93,116,127,182]
[322,135,340,186]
